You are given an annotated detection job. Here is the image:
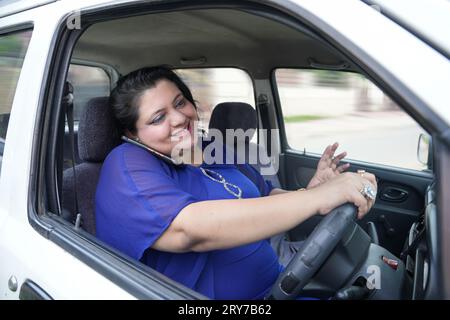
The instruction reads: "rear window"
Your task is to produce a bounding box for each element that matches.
[67,64,110,121]
[175,68,254,132]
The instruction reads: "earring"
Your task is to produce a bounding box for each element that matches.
[135,137,141,142]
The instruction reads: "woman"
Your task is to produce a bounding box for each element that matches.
[95,66,377,299]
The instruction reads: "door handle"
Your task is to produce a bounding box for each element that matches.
[380,186,408,202]
[19,280,53,300]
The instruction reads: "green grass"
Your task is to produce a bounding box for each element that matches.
[283,114,328,123]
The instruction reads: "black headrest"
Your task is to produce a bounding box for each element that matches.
[208,102,257,142]
[78,97,120,162]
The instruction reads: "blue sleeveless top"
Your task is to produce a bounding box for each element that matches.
[95,142,280,299]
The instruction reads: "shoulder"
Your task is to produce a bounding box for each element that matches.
[103,142,171,174]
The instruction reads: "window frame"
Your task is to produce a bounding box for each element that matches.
[26,0,447,299]
[66,61,114,123]
[29,6,205,299]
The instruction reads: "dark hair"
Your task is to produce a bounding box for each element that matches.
[109,66,196,134]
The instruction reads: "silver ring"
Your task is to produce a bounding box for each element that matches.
[360,184,376,200]
[357,169,366,177]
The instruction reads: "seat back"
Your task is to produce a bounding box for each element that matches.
[62,96,120,234]
[208,102,280,188]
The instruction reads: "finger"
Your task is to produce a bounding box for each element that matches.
[359,179,377,214]
[321,144,332,161]
[367,198,375,211]
[331,142,339,151]
[352,188,368,219]
[356,171,377,190]
[333,151,347,165]
[362,173,377,191]
[358,196,369,219]
[329,142,339,158]
[358,201,369,219]
[336,163,350,173]
[318,145,333,169]
[352,177,371,218]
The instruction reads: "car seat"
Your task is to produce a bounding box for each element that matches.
[208,102,281,188]
[61,96,120,234]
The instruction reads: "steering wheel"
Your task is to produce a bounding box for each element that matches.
[267,203,357,300]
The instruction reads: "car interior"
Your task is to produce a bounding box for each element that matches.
[42,3,437,299]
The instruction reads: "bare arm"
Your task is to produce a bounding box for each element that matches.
[269,188,292,196]
[153,188,320,253]
[153,172,378,253]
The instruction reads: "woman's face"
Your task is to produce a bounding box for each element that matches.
[133,79,198,156]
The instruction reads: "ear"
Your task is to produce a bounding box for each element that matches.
[124,129,138,141]
[193,103,200,121]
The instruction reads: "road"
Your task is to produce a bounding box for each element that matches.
[284,111,427,171]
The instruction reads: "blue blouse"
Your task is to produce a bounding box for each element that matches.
[95,142,280,299]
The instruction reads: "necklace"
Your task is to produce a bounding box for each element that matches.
[200,168,242,199]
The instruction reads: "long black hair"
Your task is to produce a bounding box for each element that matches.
[110,66,196,134]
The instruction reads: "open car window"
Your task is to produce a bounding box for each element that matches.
[67,64,111,122]
[175,68,255,133]
[275,68,429,171]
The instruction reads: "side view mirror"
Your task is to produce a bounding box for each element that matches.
[417,133,432,170]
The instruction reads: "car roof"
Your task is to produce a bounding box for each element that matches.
[72,8,349,77]
[370,0,450,58]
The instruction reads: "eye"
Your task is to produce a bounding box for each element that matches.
[150,113,165,125]
[175,98,186,108]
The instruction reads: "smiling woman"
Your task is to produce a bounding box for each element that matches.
[1,0,447,301]
[95,66,376,299]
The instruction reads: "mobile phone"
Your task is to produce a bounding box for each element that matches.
[121,135,181,165]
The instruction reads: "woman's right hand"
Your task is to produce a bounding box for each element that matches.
[310,171,377,219]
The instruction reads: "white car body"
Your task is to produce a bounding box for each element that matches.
[0,0,449,299]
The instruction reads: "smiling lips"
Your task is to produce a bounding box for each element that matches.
[171,122,192,140]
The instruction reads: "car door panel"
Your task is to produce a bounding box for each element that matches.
[281,151,433,256]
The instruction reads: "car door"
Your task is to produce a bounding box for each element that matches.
[0,2,137,300]
[278,0,449,299]
[0,0,197,300]
[272,68,433,257]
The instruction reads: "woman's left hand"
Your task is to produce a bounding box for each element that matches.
[307,142,350,189]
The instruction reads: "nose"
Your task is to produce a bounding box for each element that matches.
[169,108,187,127]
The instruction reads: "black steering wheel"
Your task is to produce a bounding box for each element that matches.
[267,203,357,300]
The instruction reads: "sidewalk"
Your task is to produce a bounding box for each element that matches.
[284,110,426,170]
[285,110,418,138]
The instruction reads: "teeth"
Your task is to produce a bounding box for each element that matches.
[172,127,189,137]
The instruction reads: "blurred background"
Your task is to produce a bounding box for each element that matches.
[1,30,427,172]
[177,68,427,171]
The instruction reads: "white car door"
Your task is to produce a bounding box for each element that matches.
[0,0,136,300]
[1,0,448,300]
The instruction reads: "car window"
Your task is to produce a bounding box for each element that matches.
[175,68,255,133]
[275,68,428,171]
[67,64,110,121]
[0,29,32,174]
